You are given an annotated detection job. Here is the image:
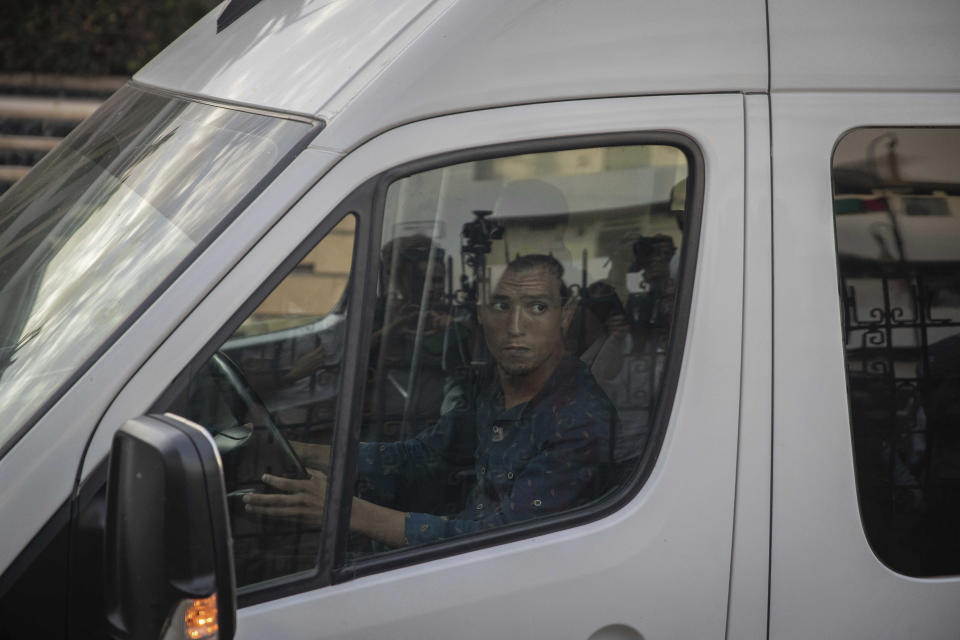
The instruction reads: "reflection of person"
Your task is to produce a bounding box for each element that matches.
[244,254,617,547]
[625,234,676,327]
[262,235,451,386]
[579,233,678,463]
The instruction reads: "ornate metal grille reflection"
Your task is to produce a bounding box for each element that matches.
[841,257,960,575]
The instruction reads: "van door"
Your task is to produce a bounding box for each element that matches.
[771,93,960,638]
[84,94,747,639]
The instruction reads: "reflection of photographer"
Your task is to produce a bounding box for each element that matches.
[459,210,504,307]
[581,233,678,463]
[625,234,677,327]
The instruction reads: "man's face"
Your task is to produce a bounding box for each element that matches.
[479,265,572,378]
[643,238,676,280]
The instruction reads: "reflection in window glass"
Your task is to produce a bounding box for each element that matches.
[163,216,355,588]
[235,216,356,337]
[834,128,960,576]
[0,85,310,452]
[347,145,690,557]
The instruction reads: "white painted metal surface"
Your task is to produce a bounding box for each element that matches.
[136,0,449,120]
[137,0,767,128]
[312,0,766,152]
[769,0,960,91]
[725,93,773,640]
[771,91,960,639]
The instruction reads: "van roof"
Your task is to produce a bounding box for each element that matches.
[135,0,768,122]
[135,0,959,130]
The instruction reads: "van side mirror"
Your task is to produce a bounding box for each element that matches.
[104,414,236,640]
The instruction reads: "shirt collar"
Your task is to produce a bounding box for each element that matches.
[485,355,580,424]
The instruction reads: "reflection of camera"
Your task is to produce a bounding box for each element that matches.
[461,210,504,256]
[630,234,676,272]
[626,288,670,327]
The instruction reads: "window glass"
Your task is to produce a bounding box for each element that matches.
[0,85,310,455]
[162,215,355,589]
[345,145,690,557]
[834,128,960,576]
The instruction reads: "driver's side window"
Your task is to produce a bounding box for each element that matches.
[161,215,355,589]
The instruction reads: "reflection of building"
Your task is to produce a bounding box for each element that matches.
[0,75,124,195]
[481,146,687,288]
[835,170,960,375]
[382,145,688,306]
[834,128,960,371]
[837,190,960,375]
[834,190,960,262]
[834,127,960,575]
[251,217,355,319]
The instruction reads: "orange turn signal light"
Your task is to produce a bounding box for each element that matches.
[184,594,219,640]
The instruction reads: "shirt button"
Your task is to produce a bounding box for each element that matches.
[507,471,514,479]
[479,466,486,475]
[532,499,542,507]
[475,503,484,510]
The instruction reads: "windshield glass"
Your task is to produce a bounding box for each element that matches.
[0,84,312,453]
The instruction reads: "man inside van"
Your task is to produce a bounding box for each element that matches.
[244,254,617,548]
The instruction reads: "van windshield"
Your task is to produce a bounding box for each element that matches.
[0,85,311,455]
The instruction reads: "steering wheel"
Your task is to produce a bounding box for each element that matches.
[203,352,321,585]
[208,352,309,486]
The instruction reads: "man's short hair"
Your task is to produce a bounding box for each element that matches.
[505,254,570,304]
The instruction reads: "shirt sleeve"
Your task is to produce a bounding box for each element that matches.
[402,402,613,546]
[355,395,482,505]
[355,420,451,505]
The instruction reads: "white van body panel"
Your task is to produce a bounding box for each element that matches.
[136,0,768,126]
[769,0,960,91]
[135,0,452,119]
[771,91,960,639]
[725,92,773,640]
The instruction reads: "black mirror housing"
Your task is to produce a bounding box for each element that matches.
[104,414,236,640]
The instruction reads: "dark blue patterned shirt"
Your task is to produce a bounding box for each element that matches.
[356,356,617,546]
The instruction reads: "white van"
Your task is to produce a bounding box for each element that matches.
[1,1,959,638]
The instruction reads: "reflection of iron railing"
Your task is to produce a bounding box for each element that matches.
[0,74,124,194]
[840,257,960,575]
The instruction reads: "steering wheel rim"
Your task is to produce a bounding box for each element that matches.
[210,351,309,480]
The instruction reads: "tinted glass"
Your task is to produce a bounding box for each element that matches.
[346,145,690,557]
[0,85,310,454]
[162,216,355,589]
[834,128,960,576]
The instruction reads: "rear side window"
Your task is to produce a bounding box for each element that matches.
[834,128,960,576]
